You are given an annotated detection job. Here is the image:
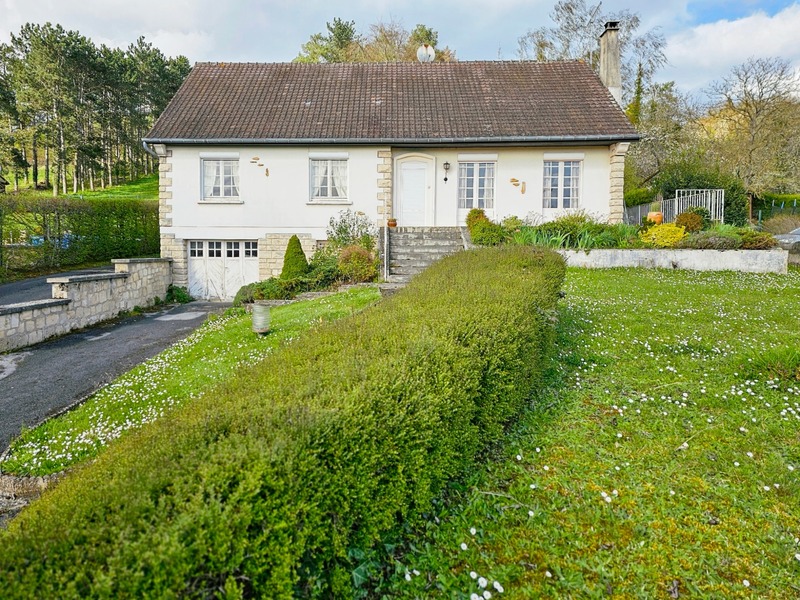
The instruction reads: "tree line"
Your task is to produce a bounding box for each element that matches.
[0,23,190,195]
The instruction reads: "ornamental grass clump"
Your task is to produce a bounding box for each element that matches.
[0,246,565,599]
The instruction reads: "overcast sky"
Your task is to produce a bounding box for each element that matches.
[2,0,798,96]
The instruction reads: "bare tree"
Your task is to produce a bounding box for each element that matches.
[706,57,800,194]
[627,81,702,185]
[517,0,666,104]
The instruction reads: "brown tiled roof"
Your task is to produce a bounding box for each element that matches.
[145,61,638,145]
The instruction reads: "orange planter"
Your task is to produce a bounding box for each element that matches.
[647,211,663,225]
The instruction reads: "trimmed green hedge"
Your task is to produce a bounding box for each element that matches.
[0,196,158,272]
[0,247,565,598]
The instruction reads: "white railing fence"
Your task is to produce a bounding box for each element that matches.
[624,189,725,225]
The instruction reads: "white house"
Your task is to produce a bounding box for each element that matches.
[144,23,638,299]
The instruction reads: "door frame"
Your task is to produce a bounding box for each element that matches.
[394,153,436,226]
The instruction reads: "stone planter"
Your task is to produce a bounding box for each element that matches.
[558,248,788,274]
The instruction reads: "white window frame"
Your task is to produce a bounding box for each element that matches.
[207,241,222,257]
[309,153,349,203]
[244,241,258,257]
[458,161,496,210]
[201,158,240,202]
[543,159,582,210]
[226,241,241,258]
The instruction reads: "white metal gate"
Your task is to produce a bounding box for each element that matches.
[188,240,259,300]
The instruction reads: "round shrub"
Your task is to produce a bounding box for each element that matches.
[465,208,489,230]
[165,285,192,304]
[638,223,687,248]
[675,211,704,233]
[280,235,310,279]
[501,215,526,233]
[470,219,507,246]
[685,205,712,229]
[337,245,378,283]
[738,229,779,249]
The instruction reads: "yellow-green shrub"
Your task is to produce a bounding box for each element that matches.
[675,211,703,233]
[638,223,687,248]
[0,247,565,598]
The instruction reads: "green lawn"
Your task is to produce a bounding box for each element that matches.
[378,267,800,599]
[8,173,158,201]
[75,173,158,200]
[4,266,799,597]
[0,287,381,476]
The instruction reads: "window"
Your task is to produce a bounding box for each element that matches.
[310,159,348,200]
[543,160,581,209]
[226,241,240,258]
[244,241,258,257]
[458,162,495,210]
[208,241,222,257]
[202,159,239,200]
[189,241,203,257]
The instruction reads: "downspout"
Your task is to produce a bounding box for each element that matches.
[142,140,158,158]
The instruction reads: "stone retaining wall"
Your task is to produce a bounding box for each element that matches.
[0,259,172,353]
[558,248,788,274]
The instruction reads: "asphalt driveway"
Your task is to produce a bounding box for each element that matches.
[0,265,115,305]
[0,301,227,453]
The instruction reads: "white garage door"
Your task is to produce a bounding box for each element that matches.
[188,240,259,300]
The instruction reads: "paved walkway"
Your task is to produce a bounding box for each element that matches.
[0,301,227,452]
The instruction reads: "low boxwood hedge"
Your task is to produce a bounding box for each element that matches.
[0,246,565,598]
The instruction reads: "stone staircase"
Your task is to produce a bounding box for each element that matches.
[383,227,468,283]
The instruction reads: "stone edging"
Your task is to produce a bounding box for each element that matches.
[0,472,65,527]
[0,472,64,499]
[558,248,789,274]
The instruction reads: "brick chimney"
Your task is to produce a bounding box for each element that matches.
[599,21,622,106]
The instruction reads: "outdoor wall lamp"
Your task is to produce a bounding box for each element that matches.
[443,161,451,182]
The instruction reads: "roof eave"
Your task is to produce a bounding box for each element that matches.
[142,134,640,146]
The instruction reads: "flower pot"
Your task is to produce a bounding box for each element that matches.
[387,218,397,228]
[647,211,663,225]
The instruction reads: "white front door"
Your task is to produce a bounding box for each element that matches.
[397,159,433,226]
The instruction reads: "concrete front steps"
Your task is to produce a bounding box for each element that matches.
[384,227,468,283]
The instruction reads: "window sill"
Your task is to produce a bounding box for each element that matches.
[199,198,244,205]
[306,200,352,206]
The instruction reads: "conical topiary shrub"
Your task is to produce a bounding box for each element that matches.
[280,234,310,279]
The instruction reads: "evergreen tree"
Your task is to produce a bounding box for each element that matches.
[280,235,310,279]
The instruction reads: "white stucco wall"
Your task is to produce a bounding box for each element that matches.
[164,145,384,242]
[393,147,614,227]
[161,143,620,293]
